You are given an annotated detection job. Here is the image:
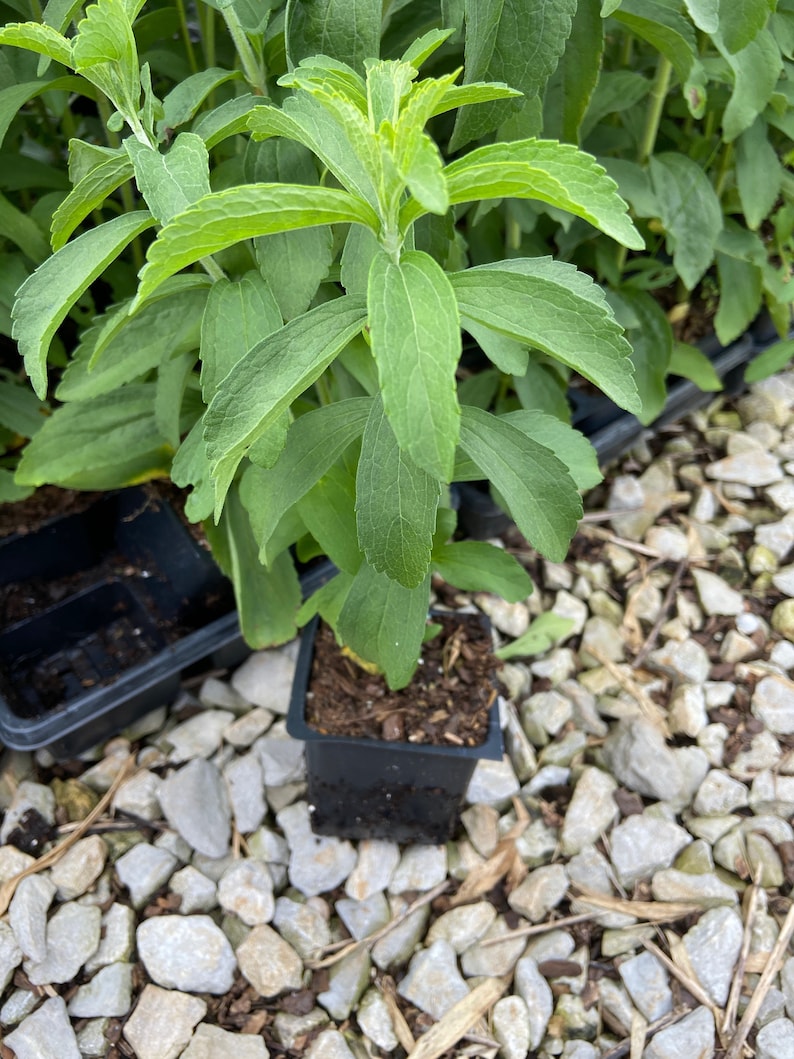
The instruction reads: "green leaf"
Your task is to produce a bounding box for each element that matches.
[368,248,461,481]
[502,410,602,490]
[744,337,794,383]
[425,140,643,250]
[735,117,783,230]
[648,153,722,291]
[685,0,719,31]
[495,612,574,658]
[297,464,361,574]
[430,81,523,118]
[56,285,206,400]
[355,399,440,589]
[206,486,301,648]
[296,569,355,629]
[12,210,155,398]
[543,0,604,144]
[154,349,194,448]
[669,341,722,391]
[714,252,763,346]
[203,297,368,515]
[192,94,260,148]
[160,67,244,133]
[581,71,651,137]
[255,226,333,324]
[450,0,578,150]
[125,133,211,225]
[609,0,697,82]
[0,379,48,438]
[340,223,381,298]
[717,29,782,141]
[458,405,582,561]
[463,318,528,375]
[72,0,141,122]
[50,152,134,250]
[0,190,49,263]
[718,0,775,52]
[513,360,571,421]
[285,0,381,75]
[611,287,672,426]
[134,184,377,307]
[451,260,640,414]
[0,469,34,503]
[402,28,455,68]
[433,540,533,601]
[238,398,371,560]
[15,384,173,488]
[200,272,282,402]
[171,415,214,522]
[0,76,92,151]
[337,561,431,689]
[0,21,73,66]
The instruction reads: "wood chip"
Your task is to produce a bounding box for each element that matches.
[406,977,508,1059]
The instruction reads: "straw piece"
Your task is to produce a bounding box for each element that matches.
[406,977,508,1059]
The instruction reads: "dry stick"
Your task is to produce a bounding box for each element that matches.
[632,558,687,669]
[0,754,136,916]
[584,647,671,737]
[600,1006,694,1059]
[379,979,415,1052]
[405,976,508,1059]
[724,899,794,1059]
[307,880,450,969]
[641,937,719,1014]
[722,883,762,1038]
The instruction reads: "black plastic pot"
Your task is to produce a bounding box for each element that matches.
[286,614,504,844]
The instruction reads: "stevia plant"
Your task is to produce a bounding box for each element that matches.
[7,7,643,685]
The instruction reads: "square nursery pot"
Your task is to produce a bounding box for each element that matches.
[0,486,245,757]
[286,613,504,844]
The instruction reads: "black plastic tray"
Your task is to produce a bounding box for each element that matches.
[286,613,503,844]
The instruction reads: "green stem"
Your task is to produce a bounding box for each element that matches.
[714,142,734,200]
[175,0,200,75]
[222,7,266,96]
[202,4,217,105]
[505,212,521,256]
[618,30,634,68]
[96,95,144,270]
[638,54,672,166]
[200,256,226,281]
[95,93,120,148]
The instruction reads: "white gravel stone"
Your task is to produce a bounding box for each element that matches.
[236,924,304,997]
[651,868,738,906]
[493,996,532,1059]
[345,839,399,900]
[357,987,398,1051]
[159,758,232,859]
[603,720,684,802]
[115,843,178,909]
[277,802,357,897]
[0,987,38,1028]
[465,755,520,806]
[523,689,574,736]
[112,769,161,821]
[508,863,569,922]
[5,996,80,1059]
[49,835,107,901]
[67,963,134,1018]
[706,451,783,486]
[371,900,430,971]
[752,675,794,734]
[750,770,794,815]
[0,781,55,844]
[669,684,709,737]
[644,1005,715,1059]
[170,865,218,914]
[218,859,274,926]
[693,770,750,815]
[317,947,370,1020]
[136,915,237,994]
[397,939,469,1019]
[0,844,34,882]
[0,921,22,993]
[24,903,101,985]
[618,950,672,1021]
[389,844,447,893]
[756,1019,794,1059]
[757,514,794,561]
[648,638,711,684]
[460,915,527,977]
[692,568,745,615]
[123,985,206,1059]
[166,710,236,762]
[427,902,497,954]
[645,525,689,560]
[305,1029,356,1059]
[551,589,589,638]
[514,956,554,1048]
[560,765,618,854]
[609,814,692,888]
[223,752,267,834]
[475,594,529,636]
[8,874,55,962]
[232,648,296,712]
[199,675,251,713]
[273,896,332,958]
[682,906,743,1005]
[181,1022,270,1058]
[223,707,275,748]
[85,903,136,973]
[256,733,306,787]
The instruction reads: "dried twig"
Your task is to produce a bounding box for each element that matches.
[306,880,450,969]
[724,899,794,1059]
[379,977,415,1052]
[0,754,136,915]
[632,558,687,669]
[600,1006,695,1059]
[581,648,671,736]
[449,799,529,908]
[722,883,761,1038]
[641,937,719,1014]
[405,977,508,1059]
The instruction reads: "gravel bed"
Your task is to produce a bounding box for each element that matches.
[2,372,794,1058]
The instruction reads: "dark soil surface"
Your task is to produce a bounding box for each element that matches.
[304,612,500,748]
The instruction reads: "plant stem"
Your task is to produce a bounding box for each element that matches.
[174,0,200,75]
[638,54,672,166]
[222,7,266,96]
[96,94,145,270]
[200,256,226,282]
[505,212,521,256]
[202,4,217,106]
[714,142,734,200]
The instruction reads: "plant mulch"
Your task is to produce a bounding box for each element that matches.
[304,612,500,747]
